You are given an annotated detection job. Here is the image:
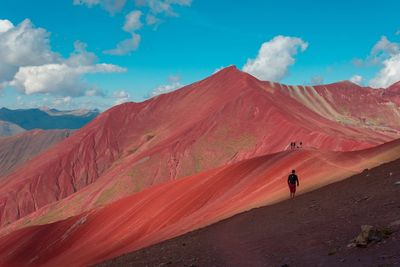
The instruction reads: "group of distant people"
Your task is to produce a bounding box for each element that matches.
[289,141,303,149]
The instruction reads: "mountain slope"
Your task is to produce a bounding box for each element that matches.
[0,139,400,267]
[99,157,400,267]
[0,120,25,136]
[278,80,400,132]
[0,130,71,178]
[1,66,400,227]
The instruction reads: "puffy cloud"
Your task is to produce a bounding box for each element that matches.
[350,75,363,85]
[370,54,400,88]
[0,19,60,86]
[354,36,400,66]
[242,35,308,81]
[15,63,123,95]
[150,75,182,97]
[104,33,141,55]
[371,36,399,57]
[364,36,400,88]
[112,90,130,105]
[74,0,192,54]
[73,0,127,14]
[0,19,126,97]
[113,90,129,98]
[123,10,143,32]
[0,19,13,33]
[11,62,125,96]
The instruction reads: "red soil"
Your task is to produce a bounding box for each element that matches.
[1,67,399,228]
[0,140,400,267]
[98,157,400,267]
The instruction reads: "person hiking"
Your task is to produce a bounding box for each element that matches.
[288,169,299,199]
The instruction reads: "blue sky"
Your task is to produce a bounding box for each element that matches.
[1,0,400,110]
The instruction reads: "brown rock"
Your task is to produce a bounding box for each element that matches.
[354,225,384,247]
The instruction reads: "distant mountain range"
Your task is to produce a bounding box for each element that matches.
[0,107,99,131]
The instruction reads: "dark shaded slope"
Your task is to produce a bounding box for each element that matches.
[0,107,98,130]
[99,158,400,267]
[0,129,71,177]
[0,120,25,136]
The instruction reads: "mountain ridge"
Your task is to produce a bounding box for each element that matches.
[0,66,399,227]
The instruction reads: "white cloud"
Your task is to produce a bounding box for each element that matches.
[113,90,129,98]
[73,0,127,14]
[145,14,161,26]
[0,19,60,85]
[0,19,14,33]
[370,54,400,88]
[112,90,130,105]
[52,96,73,107]
[104,33,141,55]
[396,29,400,36]
[150,75,182,97]
[123,10,143,32]
[309,76,324,85]
[365,36,400,88]
[350,75,363,85]
[11,62,125,96]
[74,1,192,55]
[371,36,399,57]
[355,36,400,66]
[0,19,126,97]
[242,35,308,81]
[104,10,143,55]
[134,0,192,16]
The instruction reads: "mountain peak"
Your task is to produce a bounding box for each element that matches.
[210,65,256,82]
[213,65,240,75]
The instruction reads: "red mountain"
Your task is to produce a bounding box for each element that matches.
[1,66,400,228]
[0,139,400,267]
